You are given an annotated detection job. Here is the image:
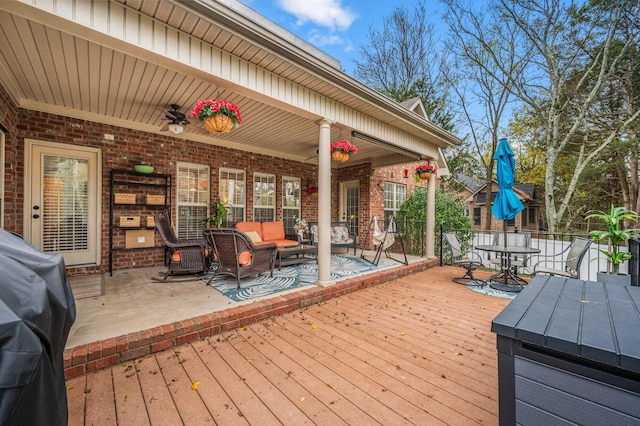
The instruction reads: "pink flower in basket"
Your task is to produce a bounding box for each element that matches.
[190,98,243,128]
[330,139,358,154]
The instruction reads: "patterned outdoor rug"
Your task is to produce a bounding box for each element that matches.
[204,254,393,302]
[465,281,518,299]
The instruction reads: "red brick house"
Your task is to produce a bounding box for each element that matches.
[0,0,459,284]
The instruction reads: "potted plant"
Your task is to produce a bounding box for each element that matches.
[415,164,436,181]
[201,200,229,228]
[330,139,358,162]
[586,205,640,285]
[190,98,243,134]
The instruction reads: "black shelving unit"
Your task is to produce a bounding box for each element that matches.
[109,169,171,275]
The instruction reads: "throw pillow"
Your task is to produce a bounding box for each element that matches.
[244,231,262,244]
[238,251,252,266]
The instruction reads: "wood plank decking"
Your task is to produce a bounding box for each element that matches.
[66,267,509,425]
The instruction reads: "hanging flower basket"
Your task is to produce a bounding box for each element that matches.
[306,186,319,197]
[415,164,436,182]
[330,139,358,162]
[203,115,233,134]
[191,98,243,134]
[331,151,350,162]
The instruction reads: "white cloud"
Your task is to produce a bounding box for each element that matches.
[277,0,356,31]
[309,31,344,47]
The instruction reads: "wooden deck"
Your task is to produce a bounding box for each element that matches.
[66,267,509,425]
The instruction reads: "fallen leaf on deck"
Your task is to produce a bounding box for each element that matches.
[191,381,200,390]
[311,323,318,329]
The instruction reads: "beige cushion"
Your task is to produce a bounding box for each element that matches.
[244,230,262,244]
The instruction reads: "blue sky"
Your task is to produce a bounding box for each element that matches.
[238,0,435,76]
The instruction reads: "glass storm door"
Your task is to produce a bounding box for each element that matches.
[340,180,360,238]
[26,141,100,266]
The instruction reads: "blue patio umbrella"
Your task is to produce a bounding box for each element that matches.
[492,138,524,246]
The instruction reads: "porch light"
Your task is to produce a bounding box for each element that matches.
[168,123,184,134]
[404,169,409,178]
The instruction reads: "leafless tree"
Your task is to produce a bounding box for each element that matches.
[442,1,527,230]
[443,0,640,233]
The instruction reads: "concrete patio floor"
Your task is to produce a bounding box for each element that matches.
[65,264,510,425]
[66,250,422,349]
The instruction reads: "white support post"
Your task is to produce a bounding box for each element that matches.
[316,119,333,286]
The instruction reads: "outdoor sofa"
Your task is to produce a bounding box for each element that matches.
[234,221,299,248]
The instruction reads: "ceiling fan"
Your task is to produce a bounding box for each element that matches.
[304,148,319,161]
[159,104,189,134]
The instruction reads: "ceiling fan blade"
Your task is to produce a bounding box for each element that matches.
[304,149,319,161]
[159,123,170,132]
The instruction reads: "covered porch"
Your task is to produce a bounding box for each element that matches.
[0,0,460,288]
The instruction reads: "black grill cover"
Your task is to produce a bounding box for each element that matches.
[0,230,76,425]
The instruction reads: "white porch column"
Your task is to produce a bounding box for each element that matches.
[316,119,333,286]
[425,160,437,257]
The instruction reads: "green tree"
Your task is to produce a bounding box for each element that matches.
[397,187,474,255]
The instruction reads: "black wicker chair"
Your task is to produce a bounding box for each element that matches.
[203,228,277,289]
[154,213,210,279]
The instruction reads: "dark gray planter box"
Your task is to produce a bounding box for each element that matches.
[597,271,632,286]
[492,276,640,425]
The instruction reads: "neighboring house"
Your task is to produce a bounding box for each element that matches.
[0,0,459,282]
[465,179,542,231]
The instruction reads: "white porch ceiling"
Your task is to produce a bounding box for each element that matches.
[0,0,460,167]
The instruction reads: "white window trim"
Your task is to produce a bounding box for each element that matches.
[253,172,276,221]
[220,167,246,223]
[176,162,210,238]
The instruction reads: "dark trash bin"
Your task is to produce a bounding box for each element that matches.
[0,229,76,425]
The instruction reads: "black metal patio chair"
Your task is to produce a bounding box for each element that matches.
[443,232,485,286]
[532,237,592,279]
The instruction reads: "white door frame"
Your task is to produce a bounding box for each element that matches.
[339,179,360,227]
[24,139,102,266]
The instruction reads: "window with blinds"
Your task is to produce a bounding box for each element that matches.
[220,168,245,226]
[254,173,275,222]
[42,156,89,252]
[176,162,209,239]
[282,176,301,233]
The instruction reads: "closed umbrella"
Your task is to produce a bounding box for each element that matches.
[492,138,524,245]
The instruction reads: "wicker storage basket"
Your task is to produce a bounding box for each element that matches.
[146,195,165,205]
[119,216,140,227]
[114,193,136,204]
[146,216,155,228]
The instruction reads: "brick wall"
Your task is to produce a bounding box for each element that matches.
[1,83,385,274]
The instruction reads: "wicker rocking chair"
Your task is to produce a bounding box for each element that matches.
[154,213,210,279]
[203,228,277,289]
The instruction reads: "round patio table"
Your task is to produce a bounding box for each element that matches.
[475,245,540,292]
